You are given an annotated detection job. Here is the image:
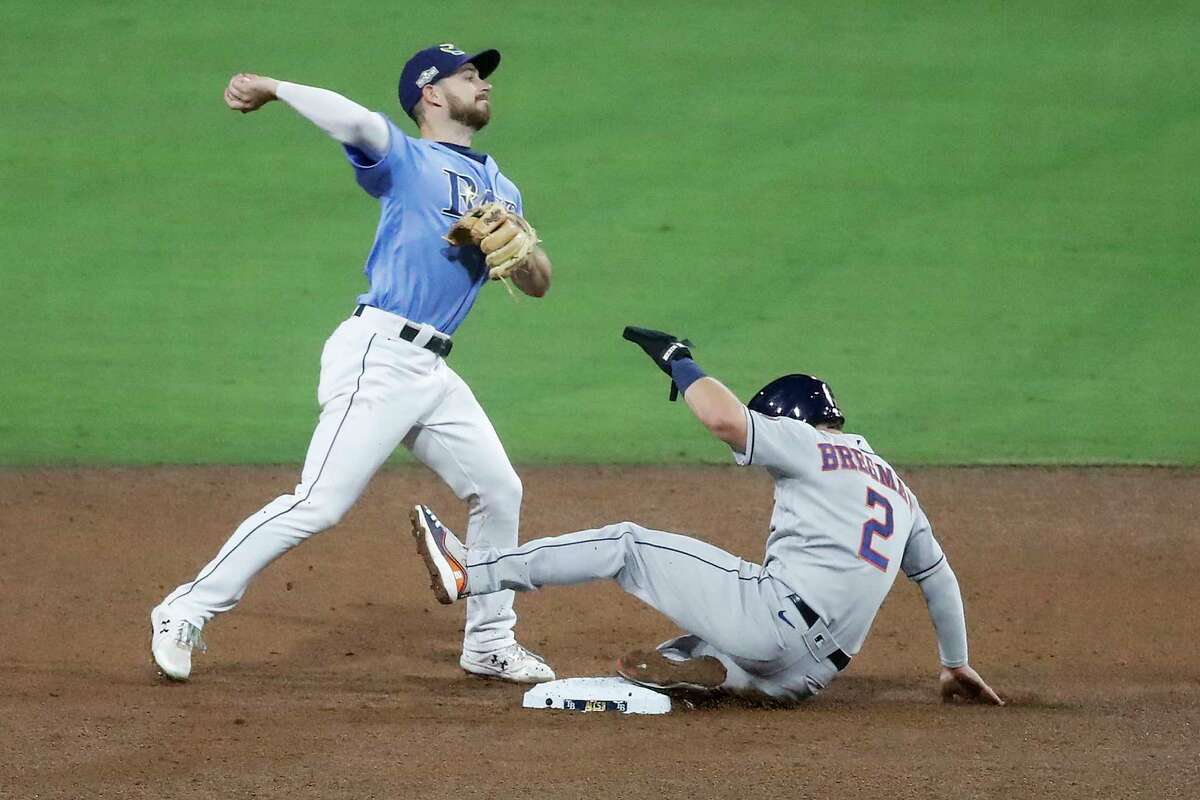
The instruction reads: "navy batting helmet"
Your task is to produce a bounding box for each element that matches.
[747,374,845,428]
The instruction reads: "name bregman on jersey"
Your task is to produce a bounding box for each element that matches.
[818,443,913,508]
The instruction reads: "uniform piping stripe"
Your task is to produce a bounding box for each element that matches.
[167,333,378,607]
[907,554,946,583]
[745,410,757,465]
[469,532,773,583]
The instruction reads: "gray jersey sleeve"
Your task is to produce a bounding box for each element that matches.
[901,503,946,581]
[902,502,968,667]
[731,408,819,476]
[917,563,968,667]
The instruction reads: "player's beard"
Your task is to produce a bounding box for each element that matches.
[447,93,490,131]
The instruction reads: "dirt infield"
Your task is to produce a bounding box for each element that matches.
[1,466,1197,799]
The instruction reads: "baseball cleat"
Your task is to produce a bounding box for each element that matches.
[460,643,556,684]
[410,504,468,604]
[150,604,206,681]
[616,648,726,692]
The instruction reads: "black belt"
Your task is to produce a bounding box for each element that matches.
[354,305,453,358]
[788,594,851,671]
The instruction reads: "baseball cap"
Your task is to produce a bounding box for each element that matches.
[398,43,501,120]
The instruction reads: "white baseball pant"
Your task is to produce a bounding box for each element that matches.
[163,306,522,655]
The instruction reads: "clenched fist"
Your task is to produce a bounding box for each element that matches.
[224,73,280,113]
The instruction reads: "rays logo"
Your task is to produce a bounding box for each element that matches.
[441,169,517,218]
[439,43,465,55]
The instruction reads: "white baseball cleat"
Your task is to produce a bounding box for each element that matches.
[410,505,555,683]
[410,504,469,604]
[150,604,206,681]
[460,643,556,684]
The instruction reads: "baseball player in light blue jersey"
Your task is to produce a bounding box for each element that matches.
[151,44,556,684]
[410,327,1004,704]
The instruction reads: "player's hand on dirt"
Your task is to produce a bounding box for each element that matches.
[939,664,1004,706]
[224,73,279,113]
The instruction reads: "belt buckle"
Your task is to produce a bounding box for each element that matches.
[801,619,840,663]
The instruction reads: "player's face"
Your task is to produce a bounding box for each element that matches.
[441,64,492,130]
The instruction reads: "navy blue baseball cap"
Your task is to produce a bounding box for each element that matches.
[398,43,501,120]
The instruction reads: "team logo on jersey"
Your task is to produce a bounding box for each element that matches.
[439,43,465,55]
[441,169,517,219]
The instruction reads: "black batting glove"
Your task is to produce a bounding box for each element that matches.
[622,326,693,375]
[622,324,694,384]
[623,325,694,401]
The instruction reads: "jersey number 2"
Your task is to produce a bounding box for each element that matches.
[859,488,894,571]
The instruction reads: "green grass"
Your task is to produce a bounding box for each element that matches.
[2,2,1197,465]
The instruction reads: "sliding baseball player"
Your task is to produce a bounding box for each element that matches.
[409,327,1002,704]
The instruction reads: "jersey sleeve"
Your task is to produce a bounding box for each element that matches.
[901,502,947,582]
[732,408,820,476]
[342,115,413,198]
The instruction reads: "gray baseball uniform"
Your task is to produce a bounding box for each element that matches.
[467,407,969,701]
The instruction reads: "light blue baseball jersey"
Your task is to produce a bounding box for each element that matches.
[343,115,524,335]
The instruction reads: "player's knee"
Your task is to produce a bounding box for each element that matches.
[612,521,649,540]
[591,520,648,543]
[291,494,354,533]
[315,506,350,531]
[480,470,523,515]
[600,522,652,562]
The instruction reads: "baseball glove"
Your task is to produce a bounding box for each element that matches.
[444,201,539,281]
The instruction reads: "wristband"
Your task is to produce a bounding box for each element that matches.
[669,358,707,394]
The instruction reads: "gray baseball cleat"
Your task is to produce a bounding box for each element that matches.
[617,648,726,692]
[150,604,206,681]
[410,505,469,604]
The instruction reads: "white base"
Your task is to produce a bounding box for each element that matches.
[522,677,672,715]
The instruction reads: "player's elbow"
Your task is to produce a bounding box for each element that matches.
[344,113,388,158]
[704,412,746,451]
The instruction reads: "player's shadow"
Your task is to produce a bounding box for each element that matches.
[671,675,1073,712]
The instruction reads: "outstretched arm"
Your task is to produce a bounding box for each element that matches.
[223,73,389,159]
[916,561,969,667]
[903,506,1002,705]
[620,327,747,450]
[913,560,1004,705]
[680,374,748,452]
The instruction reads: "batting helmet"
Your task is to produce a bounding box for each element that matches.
[747,374,845,428]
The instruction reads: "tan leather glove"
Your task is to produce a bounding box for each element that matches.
[444,201,539,280]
